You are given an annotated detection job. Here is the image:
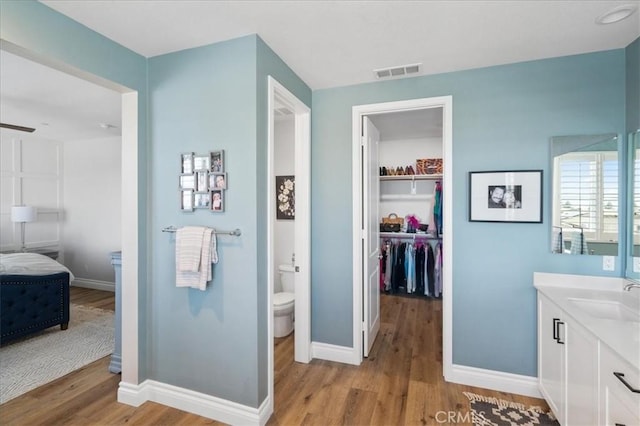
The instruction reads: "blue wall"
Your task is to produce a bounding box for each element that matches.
[147,34,310,407]
[626,38,640,133]
[311,50,626,375]
[1,0,150,380]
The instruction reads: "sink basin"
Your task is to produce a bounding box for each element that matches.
[568,298,640,322]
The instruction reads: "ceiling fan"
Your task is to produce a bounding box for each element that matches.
[0,123,36,133]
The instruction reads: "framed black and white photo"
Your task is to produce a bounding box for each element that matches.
[469,170,542,223]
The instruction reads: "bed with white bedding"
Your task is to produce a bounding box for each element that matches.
[0,253,73,344]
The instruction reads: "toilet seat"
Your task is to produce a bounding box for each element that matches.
[273,292,294,309]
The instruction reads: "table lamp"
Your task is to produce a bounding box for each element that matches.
[11,205,36,252]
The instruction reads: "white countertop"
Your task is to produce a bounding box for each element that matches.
[534,273,640,369]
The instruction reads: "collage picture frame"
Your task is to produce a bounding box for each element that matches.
[179,150,227,212]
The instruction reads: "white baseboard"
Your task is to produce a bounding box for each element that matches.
[71,278,115,292]
[117,380,272,425]
[311,341,361,365]
[446,364,541,398]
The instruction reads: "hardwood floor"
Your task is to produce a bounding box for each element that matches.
[1,290,549,425]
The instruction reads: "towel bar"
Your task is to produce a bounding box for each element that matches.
[161,226,241,236]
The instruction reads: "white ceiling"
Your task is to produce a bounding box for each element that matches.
[0,50,122,141]
[1,1,638,142]
[41,0,640,90]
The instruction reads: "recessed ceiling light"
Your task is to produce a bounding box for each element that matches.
[596,4,637,24]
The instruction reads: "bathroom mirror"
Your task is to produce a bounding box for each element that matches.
[628,130,640,279]
[550,133,619,255]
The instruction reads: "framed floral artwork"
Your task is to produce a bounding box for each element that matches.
[276,175,295,220]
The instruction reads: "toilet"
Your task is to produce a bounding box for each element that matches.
[274,264,295,338]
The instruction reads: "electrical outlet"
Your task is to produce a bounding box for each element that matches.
[602,256,615,271]
[633,257,640,273]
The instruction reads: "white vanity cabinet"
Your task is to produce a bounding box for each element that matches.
[600,344,640,426]
[538,293,564,417]
[538,293,599,425]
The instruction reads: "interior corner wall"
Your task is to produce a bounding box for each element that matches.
[311,49,626,377]
[63,136,121,283]
[148,35,265,407]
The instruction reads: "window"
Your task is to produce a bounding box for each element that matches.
[553,151,618,243]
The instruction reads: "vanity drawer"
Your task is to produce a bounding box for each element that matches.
[600,344,640,426]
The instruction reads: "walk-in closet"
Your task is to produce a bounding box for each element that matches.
[370,107,444,299]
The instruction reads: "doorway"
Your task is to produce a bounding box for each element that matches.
[267,76,311,410]
[0,40,139,388]
[351,96,453,377]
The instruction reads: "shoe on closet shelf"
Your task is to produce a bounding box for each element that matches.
[396,166,404,175]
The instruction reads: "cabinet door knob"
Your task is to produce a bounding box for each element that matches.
[613,372,640,393]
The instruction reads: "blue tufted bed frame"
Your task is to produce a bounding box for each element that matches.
[0,272,70,345]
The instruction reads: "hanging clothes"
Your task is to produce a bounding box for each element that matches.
[433,181,443,236]
[381,238,442,298]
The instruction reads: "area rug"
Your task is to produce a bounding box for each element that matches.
[464,392,559,426]
[0,303,114,403]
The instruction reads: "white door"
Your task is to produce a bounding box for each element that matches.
[363,116,380,357]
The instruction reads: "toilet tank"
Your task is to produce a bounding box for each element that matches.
[278,264,295,293]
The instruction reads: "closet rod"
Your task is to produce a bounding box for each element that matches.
[161,225,241,236]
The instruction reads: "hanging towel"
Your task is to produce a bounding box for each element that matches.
[569,231,588,255]
[176,227,219,290]
[176,226,206,272]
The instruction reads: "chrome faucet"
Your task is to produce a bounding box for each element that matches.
[623,281,640,291]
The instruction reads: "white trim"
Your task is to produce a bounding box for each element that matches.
[71,279,115,292]
[118,380,271,426]
[352,96,453,371]
[447,364,542,398]
[121,91,139,386]
[311,341,361,365]
[267,76,312,423]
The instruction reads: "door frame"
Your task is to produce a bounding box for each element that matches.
[1,39,140,385]
[351,96,453,373]
[267,75,312,409]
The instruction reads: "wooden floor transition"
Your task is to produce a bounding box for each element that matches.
[0,288,549,425]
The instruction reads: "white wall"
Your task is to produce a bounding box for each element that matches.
[63,136,121,285]
[379,136,442,225]
[0,130,62,251]
[274,115,295,291]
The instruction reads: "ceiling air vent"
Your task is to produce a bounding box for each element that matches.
[374,63,421,80]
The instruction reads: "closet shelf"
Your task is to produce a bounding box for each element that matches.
[380,232,442,240]
[380,194,433,201]
[379,174,442,181]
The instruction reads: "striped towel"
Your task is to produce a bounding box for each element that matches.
[176,227,219,290]
[176,226,206,272]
